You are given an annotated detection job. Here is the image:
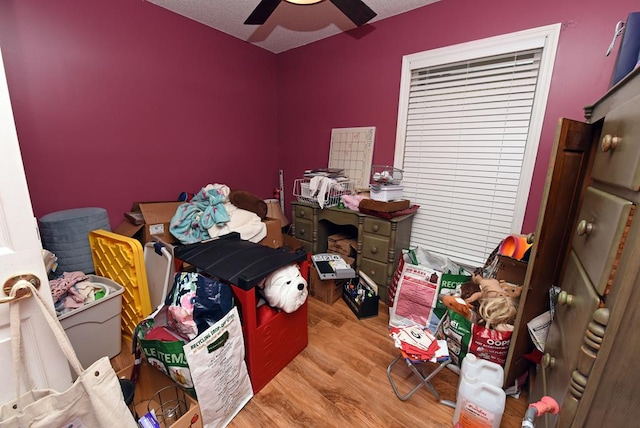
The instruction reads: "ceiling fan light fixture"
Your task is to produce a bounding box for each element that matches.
[285,0,323,4]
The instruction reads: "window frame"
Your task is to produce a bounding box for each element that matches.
[393,24,561,266]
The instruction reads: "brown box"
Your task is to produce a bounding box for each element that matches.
[496,255,528,285]
[328,238,357,258]
[358,198,411,212]
[328,233,352,243]
[309,266,347,304]
[114,201,183,244]
[258,217,283,249]
[117,362,202,428]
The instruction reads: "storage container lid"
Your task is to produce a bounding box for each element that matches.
[174,232,307,290]
[89,230,152,341]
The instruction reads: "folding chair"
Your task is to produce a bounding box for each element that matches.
[386,349,456,408]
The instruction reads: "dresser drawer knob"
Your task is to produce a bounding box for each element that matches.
[601,134,621,152]
[299,228,306,236]
[558,291,573,306]
[542,353,556,369]
[299,210,306,218]
[373,224,379,232]
[369,269,376,276]
[370,246,378,254]
[576,220,593,236]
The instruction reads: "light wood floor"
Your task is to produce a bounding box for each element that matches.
[112,297,528,427]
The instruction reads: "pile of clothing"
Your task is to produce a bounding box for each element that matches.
[170,184,267,244]
[51,271,105,316]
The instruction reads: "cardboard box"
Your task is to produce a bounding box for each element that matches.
[258,217,283,249]
[309,267,346,304]
[117,362,203,428]
[115,202,183,244]
[327,238,357,258]
[496,255,528,285]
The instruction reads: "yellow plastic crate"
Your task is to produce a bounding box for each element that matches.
[89,230,152,341]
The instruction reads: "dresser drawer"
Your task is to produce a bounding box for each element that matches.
[363,217,391,237]
[294,218,313,242]
[572,186,633,295]
[294,204,313,220]
[554,252,601,370]
[362,233,390,263]
[592,94,640,191]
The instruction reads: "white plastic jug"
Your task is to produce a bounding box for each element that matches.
[453,373,506,428]
[458,353,504,397]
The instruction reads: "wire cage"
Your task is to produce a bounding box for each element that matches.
[371,165,404,186]
[293,178,356,208]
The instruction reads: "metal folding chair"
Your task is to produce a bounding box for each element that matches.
[386,350,456,408]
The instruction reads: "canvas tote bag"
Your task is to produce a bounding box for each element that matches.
[0,280,137,428]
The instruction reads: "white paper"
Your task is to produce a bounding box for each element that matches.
[527,310,552,352]
[184,307,253,428]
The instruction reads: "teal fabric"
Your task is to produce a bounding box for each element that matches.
[170,186,230,244]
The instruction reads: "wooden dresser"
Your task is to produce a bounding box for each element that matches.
[530,68,640,427]
[291,201,414,303]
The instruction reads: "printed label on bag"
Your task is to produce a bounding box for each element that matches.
[61,418,86,428]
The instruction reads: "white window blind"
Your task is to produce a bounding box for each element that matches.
[394,25,560,267]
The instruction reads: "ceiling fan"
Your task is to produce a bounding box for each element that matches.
[244,0,377,27]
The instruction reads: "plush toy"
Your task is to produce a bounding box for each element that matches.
[465,270,522,304]
[259,264,308,313]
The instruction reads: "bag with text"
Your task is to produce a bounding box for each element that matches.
[435,308,512,368]
[389,247,471,330]
[134,305,196,396]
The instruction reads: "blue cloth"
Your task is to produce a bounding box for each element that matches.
[170,186,230,244]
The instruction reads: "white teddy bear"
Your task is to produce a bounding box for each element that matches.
[259,264,308,313]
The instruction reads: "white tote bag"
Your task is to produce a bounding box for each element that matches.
[0,281,137,428]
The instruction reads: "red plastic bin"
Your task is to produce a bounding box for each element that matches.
[174,233,309,394]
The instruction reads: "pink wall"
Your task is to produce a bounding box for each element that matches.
[0,0,635,235]
[277,0,633,233]
[0,0,279,228]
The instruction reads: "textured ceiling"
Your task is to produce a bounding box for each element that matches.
[146,0,440,53]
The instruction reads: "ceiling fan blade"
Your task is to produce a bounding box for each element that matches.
[329,0,377,27]
[244,0,282,25]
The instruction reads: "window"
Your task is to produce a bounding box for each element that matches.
[394,24,561,267]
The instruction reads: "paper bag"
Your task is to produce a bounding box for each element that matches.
[184,306,253,427]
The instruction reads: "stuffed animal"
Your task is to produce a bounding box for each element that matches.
[259,264,308,313]
[465,270,522,304]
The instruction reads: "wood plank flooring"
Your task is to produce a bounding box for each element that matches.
[112,297,528,427]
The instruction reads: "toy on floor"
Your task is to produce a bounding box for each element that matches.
[259,263,308,313]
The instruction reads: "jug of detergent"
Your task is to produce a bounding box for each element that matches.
[453,354,506,428]
[458,353,504,396]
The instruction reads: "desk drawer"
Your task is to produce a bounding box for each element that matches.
[363,217,391,237]
[592,94,640,191]
[359,258,387,287]
[362,234,390,263]
[294,204,313,220]
[572,186,633,296]
[294,218,313,242]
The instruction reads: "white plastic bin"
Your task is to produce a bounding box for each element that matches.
[58,275,124,368]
